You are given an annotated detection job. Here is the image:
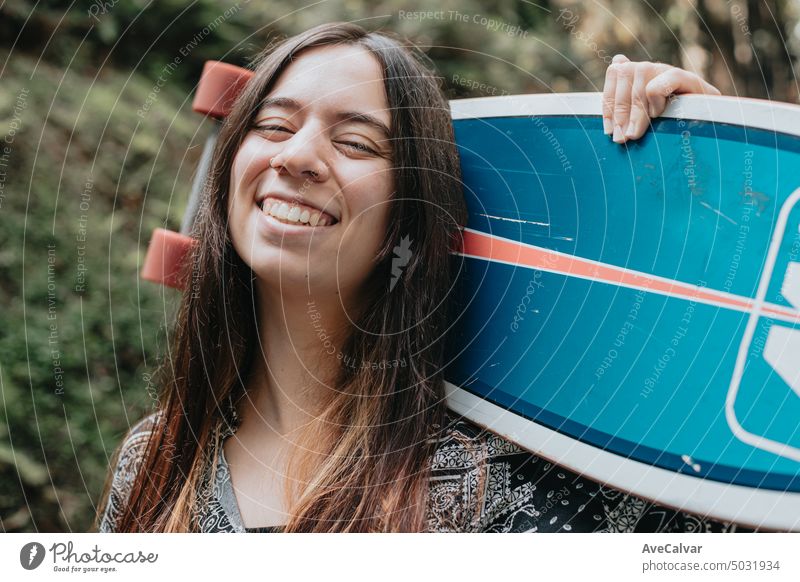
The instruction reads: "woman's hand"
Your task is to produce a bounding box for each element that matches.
[602,54,721,143]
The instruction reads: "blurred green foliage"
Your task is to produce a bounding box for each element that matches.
[0,46,198,531]
[1,0,798,532]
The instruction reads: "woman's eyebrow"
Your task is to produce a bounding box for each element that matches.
[333,111,391,139]
[258,96,391,138]
[258,96,302,112]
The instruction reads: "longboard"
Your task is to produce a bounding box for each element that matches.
[141,62,800,531]
[446,93,800,531]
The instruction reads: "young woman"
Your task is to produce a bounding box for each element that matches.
[96,22,744,533]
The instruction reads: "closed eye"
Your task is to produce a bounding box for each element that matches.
[253,124,381,156]
[336,141,376,155]
[253,124,292,134]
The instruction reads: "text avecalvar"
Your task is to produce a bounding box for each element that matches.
[642,544,702,554]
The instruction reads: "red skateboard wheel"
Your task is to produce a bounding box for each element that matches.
[192,60,254,119]
[141,228,197,290]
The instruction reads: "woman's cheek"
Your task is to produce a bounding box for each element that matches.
[232,137,266,188]
[228,149,250,214]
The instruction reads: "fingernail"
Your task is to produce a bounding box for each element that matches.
[612,125,624,143]
[602,118,612,135]
[625,121,636,138]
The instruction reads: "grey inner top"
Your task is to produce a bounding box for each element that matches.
[218,445,287,533]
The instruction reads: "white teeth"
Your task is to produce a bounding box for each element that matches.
[259,197,335,227]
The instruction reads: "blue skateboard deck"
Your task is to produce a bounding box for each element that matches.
[444,92,800,531]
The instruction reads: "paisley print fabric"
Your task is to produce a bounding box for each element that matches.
[98,400,753,533]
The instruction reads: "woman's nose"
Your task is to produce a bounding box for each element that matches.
[269,125,330,182]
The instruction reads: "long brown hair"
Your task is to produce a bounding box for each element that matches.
[96,22,468,532]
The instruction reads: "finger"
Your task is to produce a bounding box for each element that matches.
[624,66,652,140]
[667,68,722,96]
[602,54,631,136]
[644,71,673,119]
[602,64,618,135]
[612,62,634,143]
[702,79,722,95]
[645,69,722,117]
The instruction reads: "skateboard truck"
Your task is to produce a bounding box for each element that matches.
[140,61,253,290]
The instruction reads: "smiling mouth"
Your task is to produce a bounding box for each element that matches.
[258,197,339,227]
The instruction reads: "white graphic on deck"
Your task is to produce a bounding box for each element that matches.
[727,188,800,462]
[764,262,800,396]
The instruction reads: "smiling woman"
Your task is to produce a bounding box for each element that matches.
[96,22,469,533]
[95,22,749,533]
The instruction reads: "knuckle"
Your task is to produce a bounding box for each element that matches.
[644,80,660,96]
[617,62,635,76]
[631,94,648,110]
[647,74,672,95]
[614,102,631,117]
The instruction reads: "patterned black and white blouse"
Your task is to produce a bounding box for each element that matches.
[98,401,753,533]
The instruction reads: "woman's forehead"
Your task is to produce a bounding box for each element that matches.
[261,45,390,127]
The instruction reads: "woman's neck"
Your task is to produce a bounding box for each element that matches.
[239,283,352,441]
